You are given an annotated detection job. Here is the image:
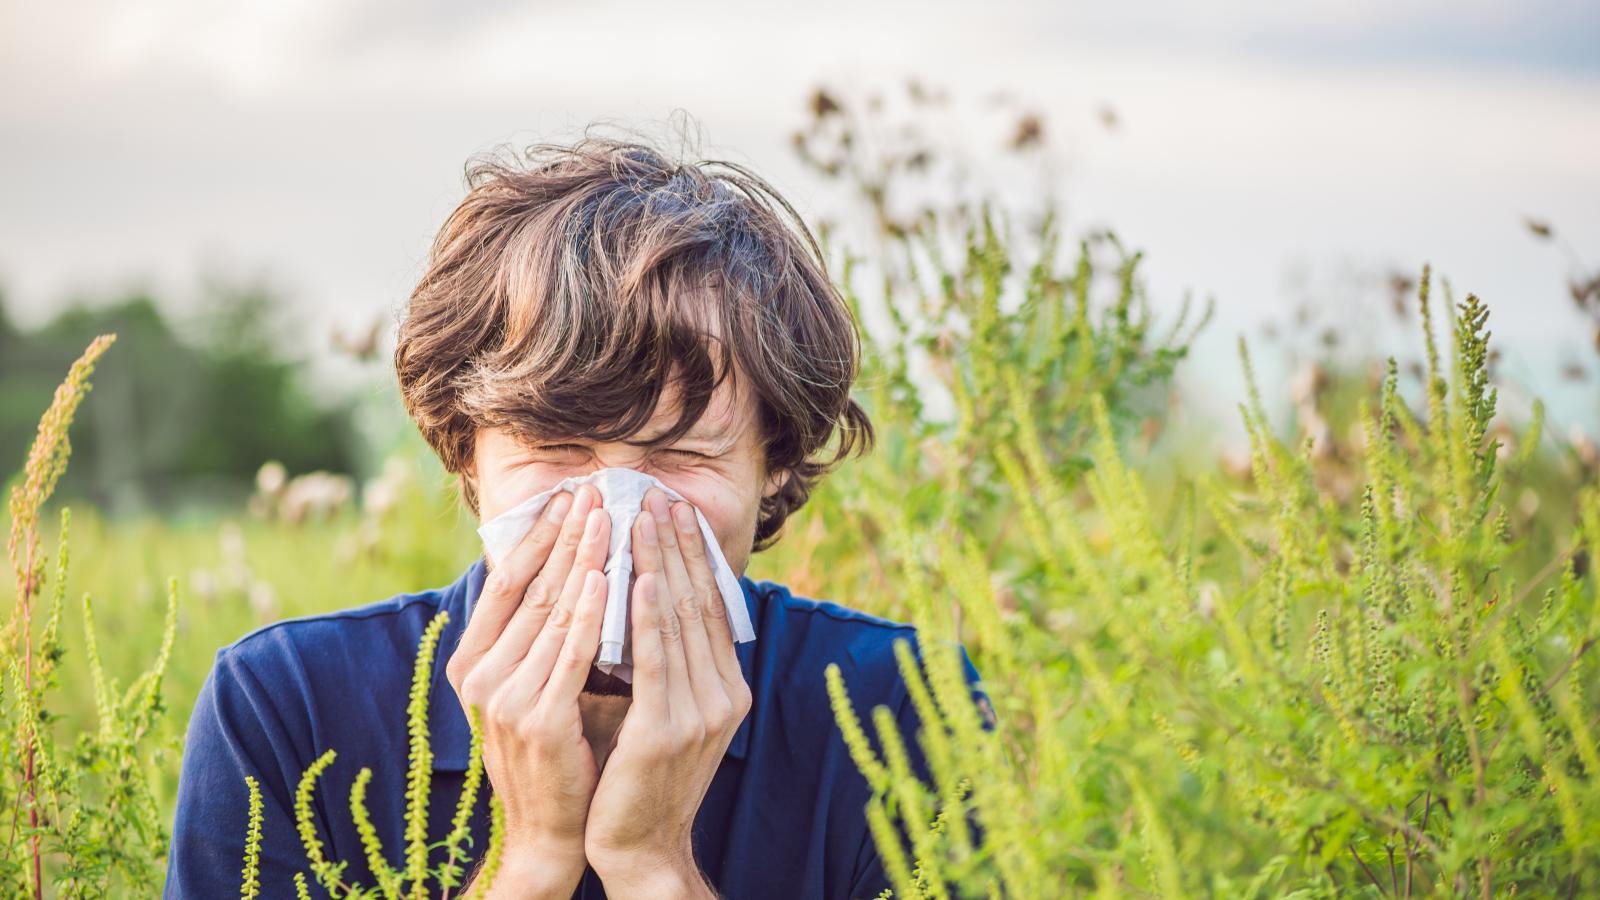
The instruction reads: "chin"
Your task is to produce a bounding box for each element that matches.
[582,666,634,698]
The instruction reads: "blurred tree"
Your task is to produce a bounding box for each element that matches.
[0,283,364,515]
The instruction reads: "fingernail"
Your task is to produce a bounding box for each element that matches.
[640,512,658,545]
[648,491,670,524]
[672,503,694,532]
[585,508,604,538]
[546,491,572,523]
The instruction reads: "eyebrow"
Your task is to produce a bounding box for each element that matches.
[533,404,737,448]
[644,402,741,442]
[638,421,721,444]
[544,414,721,448]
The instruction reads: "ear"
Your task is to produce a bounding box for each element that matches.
[460,469,482,518]
[760,465,789,501]
[460,444,481,516]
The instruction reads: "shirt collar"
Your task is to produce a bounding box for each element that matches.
[430,557,759,771]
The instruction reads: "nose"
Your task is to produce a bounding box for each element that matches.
[564,464,677,514]
[578,459,674,487]
[579,454,653,476]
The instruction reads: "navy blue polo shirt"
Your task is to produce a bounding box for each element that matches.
[164,558,988,898]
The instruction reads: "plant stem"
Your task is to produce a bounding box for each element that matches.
[1349,844,1386,896]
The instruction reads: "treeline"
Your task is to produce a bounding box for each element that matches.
[0,284,365,516]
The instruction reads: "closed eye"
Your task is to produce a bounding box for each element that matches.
[534,444,707,459]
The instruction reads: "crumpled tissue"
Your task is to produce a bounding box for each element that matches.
[476,467,755,683]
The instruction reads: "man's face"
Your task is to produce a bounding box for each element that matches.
[470,368,784,600]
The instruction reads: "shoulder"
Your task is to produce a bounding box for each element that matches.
[744,577,991,724]
[208,582,453,697]
[746,578,935,704]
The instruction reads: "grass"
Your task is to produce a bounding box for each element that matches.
[4,200,1597,896]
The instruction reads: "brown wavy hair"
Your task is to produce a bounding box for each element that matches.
[394,131,874,552]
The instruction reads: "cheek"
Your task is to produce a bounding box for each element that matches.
[660,471,757,551]
[475,464,557,522]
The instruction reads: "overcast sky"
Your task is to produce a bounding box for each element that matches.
[3,0,1597,442]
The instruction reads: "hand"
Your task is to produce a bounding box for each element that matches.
[444,483,611,897]
[584,489,752,897]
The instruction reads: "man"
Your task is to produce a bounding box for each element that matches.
[164,135,986,898]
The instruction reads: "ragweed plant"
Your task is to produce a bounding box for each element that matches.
[825,263,1600,897]
[777,203,1208,617]
[3,334,181,897]
[239,608,502,899]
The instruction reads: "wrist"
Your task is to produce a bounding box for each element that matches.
[591,847,711,899]
[481,839,586,899]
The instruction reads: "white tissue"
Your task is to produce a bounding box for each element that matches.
[476,467,755,683]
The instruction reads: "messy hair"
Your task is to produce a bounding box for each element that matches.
[395,131,874,552]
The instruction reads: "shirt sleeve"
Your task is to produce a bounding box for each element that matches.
[845,641,992,900]
[163,646,324,898]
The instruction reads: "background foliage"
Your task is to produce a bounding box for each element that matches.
[0,283,366,516]
[2,84,1596,895]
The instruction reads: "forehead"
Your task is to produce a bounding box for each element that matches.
[638,361,755,442]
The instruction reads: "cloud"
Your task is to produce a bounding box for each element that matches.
[7,0,1596,111]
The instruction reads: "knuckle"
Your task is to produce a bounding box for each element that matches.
[482,569,522,600]
[546,600,575,630]
[658,611,682,642]
[482,570,509,595]
[674,591,702,620]
[557,648,588,671]
[484,692,514,726]
[703,594,728,619]
[493,562,540,597]
[459,670,488,703]
[677,720,706,745]
[523,576,556,611]
[524,710,565,744]
[706,697,735,730]
[519,712,550,742]
[445,655,467,690]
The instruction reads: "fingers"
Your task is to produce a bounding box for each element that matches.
[627,570,749,757]
[637,497,727,717]
[668,501,742,687]
[536,485,602,614]
[627,572,668,718]
[632,523,697,724]
[668,501,715,602]
[451,487,577,681]
[635,492,743,697]
[641,490,696,617]
[474,486,596,679]
[540,569,608,707]
[509,504,611,699]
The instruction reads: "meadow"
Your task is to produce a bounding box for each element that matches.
[5,94,1599,897]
